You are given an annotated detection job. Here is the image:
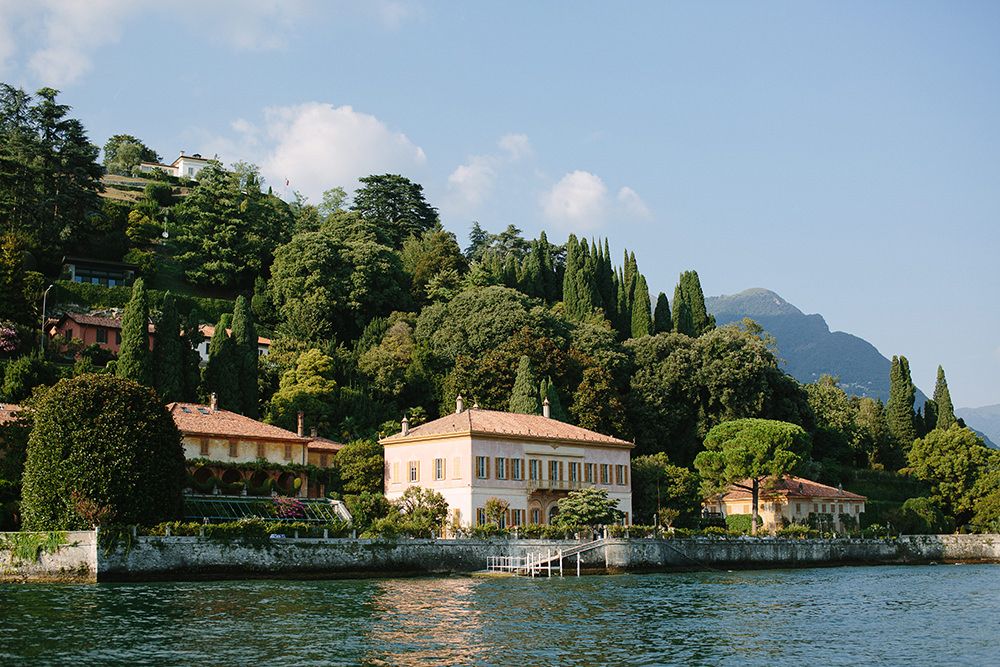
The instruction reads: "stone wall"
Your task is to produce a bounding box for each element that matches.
[3,532,999,582]
[0,531,97,582]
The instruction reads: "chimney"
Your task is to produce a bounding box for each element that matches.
[542,397,551,419]
[456,394,464,414]
[401,415,409,436]
[297,411,305,437]
[310,426,318,438]
[209,393,218,412]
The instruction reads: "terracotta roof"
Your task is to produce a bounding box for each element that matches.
[168,403,307,443]
[308,436,344,453]
[0,404,23,425]
[722,476,866,502]
[199,324,271,346]
[380,408,633,447]
[55,312,155,334]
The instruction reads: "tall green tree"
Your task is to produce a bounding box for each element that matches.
[203,314,238,410]
[539,376,569,422]
[653,292,672,334]
[153,292,184,402]
[694,418,810,534]
[570,366,627,438]
[631,452,702,526]
[906,426,994,526]
[555,487,622,527]
[508,355,541,414]
[102,134,159,175]
[116,279,152,386]
[672,271,714,337]
[932,365,956,430]
[886,355,917,461]
[0,233,31,326]
[230,296,259,418]
[630,274,652,338]
[350,174,439,249]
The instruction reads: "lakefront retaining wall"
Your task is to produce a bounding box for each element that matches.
[2,532,998,582]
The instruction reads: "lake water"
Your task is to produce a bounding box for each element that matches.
[2,565,998,666]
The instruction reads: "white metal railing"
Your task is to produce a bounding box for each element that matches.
[485,538,608,577]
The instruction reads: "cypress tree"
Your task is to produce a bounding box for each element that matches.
[631,274,652,338]
[203,314,238,410]
[672,282,694,336]
[678,270,715,336]
[886,355,917,457]
[509,355,540,414]
[562,234,580,317]
[597,239,616,319]
[116,278,153,386]
[653,292,672,334]
[922,400,938,435]
[230,295,259,418]
[538,231,559,302]
[932,365,956,430]
[539,376,569,422]
[577,239,598,315]
[153,292,184,402]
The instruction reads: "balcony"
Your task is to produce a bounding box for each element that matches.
[525,478,588,493]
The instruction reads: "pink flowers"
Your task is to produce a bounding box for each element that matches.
[273,496,306,519]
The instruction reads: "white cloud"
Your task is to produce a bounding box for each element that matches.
[183,0,311,52]
[375,1,421,29]
[498,133,532,161]
[617,186,652,219]
[541,171,609,230]
[15,0,138,87]
[246,102,426,200]
[447,156,496,209]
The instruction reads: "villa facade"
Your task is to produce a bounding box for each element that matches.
[380,397,634,530]
[139,151,211,180]
[704,475,867,532]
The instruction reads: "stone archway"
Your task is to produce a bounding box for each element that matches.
[547,504,560,525]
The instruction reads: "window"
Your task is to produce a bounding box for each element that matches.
[199,438,209,456]
[392,462,400,483]
[66,328,73,340]
[600,464,610,485]
[511,458,523,481]
[742,504,749,514]
[569,462,580,482]
[115,331,122,345]
[284,444,293,460]
[510,509,525,527]
[531,508,541,524]
[854,505,860,515]
[476,508,487,526]
[452,457,461,479]
[476,456,488,479]
[821,503,827,513]
[615,465,625,485]
[496,457,507,480]
[228,440,238,458]
[549,460,560,481]
[96,328,107,344]
[434,458,445,481]
[409,461,419,483]
[813,503,818,513]
[795,503,802,514]
[529,459,540,481]
[320,454,329,468]
[584,463,594,483]
[257,443,265,458]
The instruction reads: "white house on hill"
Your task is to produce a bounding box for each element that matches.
[139,151,211,180]
[380,396,634,530]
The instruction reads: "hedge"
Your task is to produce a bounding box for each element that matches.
[52,280,235,325]
[20,374,187,529]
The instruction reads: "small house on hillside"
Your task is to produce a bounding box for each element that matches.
[47,312,153,355]
[139,151,211,180]
[196,324,270,363]
[704,475,866,532]
[62,256,138,287]
[380,396,634,530]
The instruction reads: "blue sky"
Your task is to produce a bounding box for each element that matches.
[2,1,998,407]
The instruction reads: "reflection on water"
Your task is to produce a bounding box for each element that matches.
[1,565,998,666]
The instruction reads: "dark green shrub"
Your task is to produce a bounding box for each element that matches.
[725,513,761,534]
[1,354,57,402]
[20,374,186,529]
[143,182,175,207]
[893,497,953,535]
[776,523,817,539]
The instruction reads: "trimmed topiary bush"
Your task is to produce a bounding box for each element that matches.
[21,374,186,530]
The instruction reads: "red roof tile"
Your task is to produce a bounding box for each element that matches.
[199,324,271,346]
[307,436,344,453]
[380,408,633,447]
[722,475,866,501]
[168,402,307,443]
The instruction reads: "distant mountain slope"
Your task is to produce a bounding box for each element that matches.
[706,288,928,405]
[956,405,1000,449]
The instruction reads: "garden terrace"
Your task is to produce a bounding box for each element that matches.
[183,495,351,524]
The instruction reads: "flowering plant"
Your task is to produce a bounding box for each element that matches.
[0,324,18,354]
[273,496,306,520]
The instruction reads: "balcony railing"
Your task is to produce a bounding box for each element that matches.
[525,478,588,493]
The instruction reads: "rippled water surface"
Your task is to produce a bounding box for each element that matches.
[2,565,999,666]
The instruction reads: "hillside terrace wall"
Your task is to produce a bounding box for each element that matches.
[2,533,997,582]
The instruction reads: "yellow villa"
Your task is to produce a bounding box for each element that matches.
[704,475,867,532]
